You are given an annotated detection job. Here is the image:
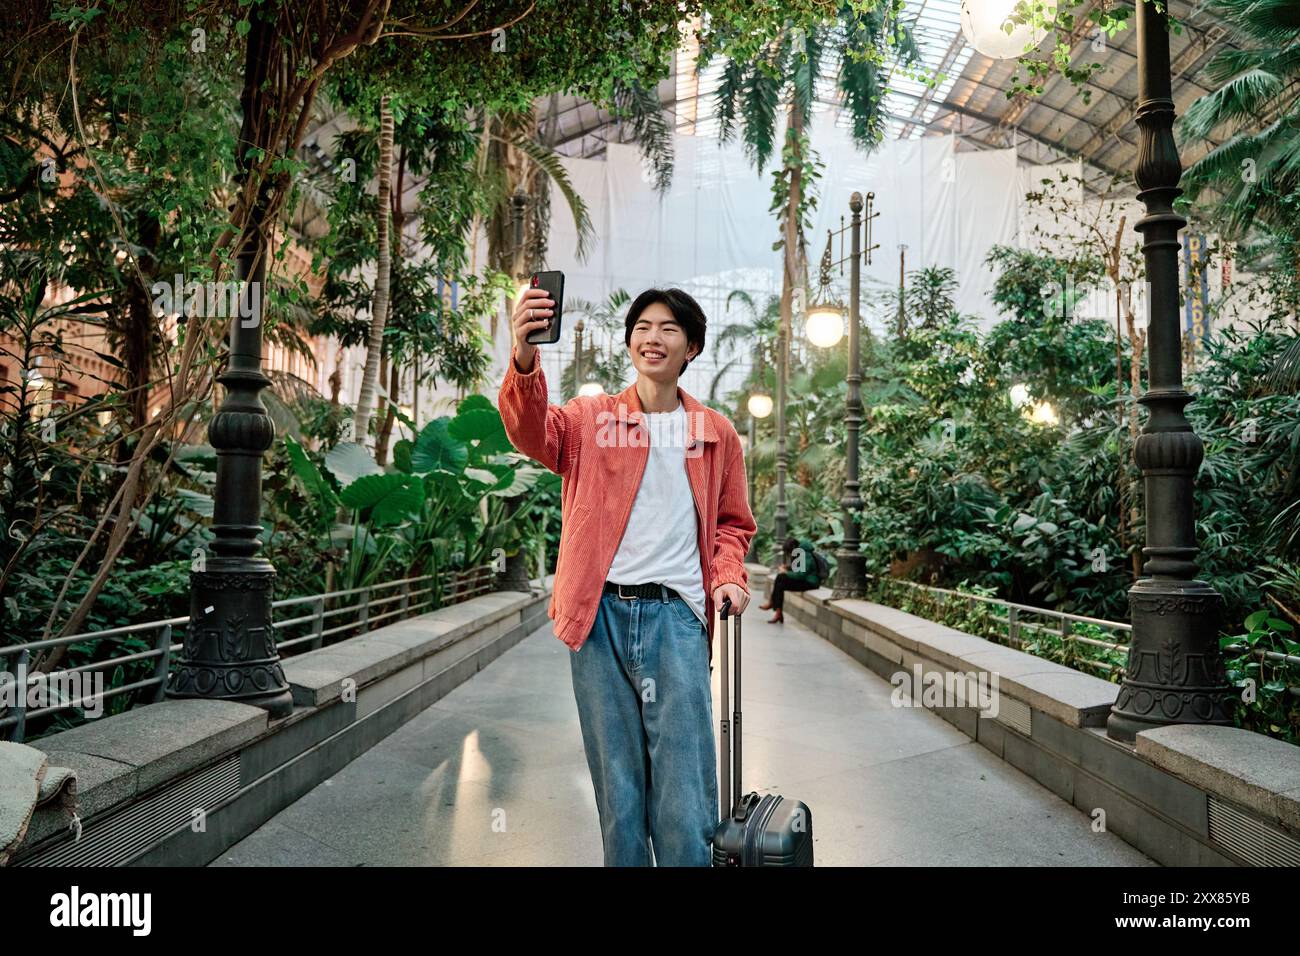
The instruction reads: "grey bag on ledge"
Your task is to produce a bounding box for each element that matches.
[0,741,81,866]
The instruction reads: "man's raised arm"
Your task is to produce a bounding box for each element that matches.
[498,344,581,476]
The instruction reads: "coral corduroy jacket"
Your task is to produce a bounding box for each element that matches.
[497,345,756,666]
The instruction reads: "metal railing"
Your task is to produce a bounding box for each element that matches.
[861,574,1300,690]
[866,574,1131,677]
[0,564,500,743]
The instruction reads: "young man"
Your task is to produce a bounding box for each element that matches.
[498,285,756,867]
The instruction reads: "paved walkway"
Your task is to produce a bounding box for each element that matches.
[212,608,1153,866]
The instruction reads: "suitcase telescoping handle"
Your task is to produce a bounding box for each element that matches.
[718,596,742,822]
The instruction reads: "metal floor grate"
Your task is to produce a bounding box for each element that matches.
[16,756,240,866]
[1207,795,1300,867]
[993,695,1032,736]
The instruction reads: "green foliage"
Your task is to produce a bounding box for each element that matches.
[1221,607,1300,744]
[304,101,502,400]
[1180,0,1300,239]
[867,576,1130,679]
[274,395,560,595]
[710,2,920,279]
[732,246,1299,742]
[1003,0,1133,102]
[1176,0,1300,369]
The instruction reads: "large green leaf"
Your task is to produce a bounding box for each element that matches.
[448,404,512,456]
[174,488,215,517]
[411,418,469,474]
[285,435,339,508]
[392,439,414,474]
[325,441,382,486]
[487,465,546,497]
[425,469,474,505]
[457,394,495,415]
[339,473,425,526]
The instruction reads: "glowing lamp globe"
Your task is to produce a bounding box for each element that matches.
[960,0,1051,60]
[747,393,774,420]
[806,305,845,348]
[1029,401,1058,425]
[578,381,605,397]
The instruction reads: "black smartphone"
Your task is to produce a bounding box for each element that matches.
[524,270,565,345]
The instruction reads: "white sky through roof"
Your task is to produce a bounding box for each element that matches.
[676,1,974,144]
[882,0,972,139]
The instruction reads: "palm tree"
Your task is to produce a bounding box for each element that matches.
[1179,0,1300,391]
[561,289,632,397]
[711,4,919,367]
[708,5,916,544]
[710,289,780,403]
[1180,0,1300,238]
[473,80,676,343]
[353,94,394,444]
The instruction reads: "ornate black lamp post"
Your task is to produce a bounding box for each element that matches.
[962,0,1233,740]
[808,192,878,600]
[745,351,773,563]
[168,13,292,715]
[1107,0,1233,741]
[773,322,789,565]
[746,412,759,563]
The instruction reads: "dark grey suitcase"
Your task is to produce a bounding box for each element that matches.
[711,597,814,866]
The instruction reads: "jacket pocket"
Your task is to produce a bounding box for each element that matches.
[553,502,595,613]
[561,502,594,548]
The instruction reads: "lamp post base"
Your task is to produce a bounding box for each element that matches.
[830,550,869,600]
[496,550,534,593]
[1106,578,1234,743]
[167,558,294,719]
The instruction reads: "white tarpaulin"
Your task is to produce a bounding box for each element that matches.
[485,110,1027,404]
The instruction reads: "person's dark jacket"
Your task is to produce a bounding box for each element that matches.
[784,538,821,586]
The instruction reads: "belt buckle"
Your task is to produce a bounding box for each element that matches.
[616,583,636,600]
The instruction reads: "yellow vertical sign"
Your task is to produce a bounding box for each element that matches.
[1183,232,1209,354]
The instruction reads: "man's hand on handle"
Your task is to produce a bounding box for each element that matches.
[511,286,555,372]
[714,583,749,617]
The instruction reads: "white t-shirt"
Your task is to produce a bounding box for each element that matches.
[605,402,707,625]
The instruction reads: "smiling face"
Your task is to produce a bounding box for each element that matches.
[628,301,699,384]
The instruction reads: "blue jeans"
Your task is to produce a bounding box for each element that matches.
[569,589,718,866]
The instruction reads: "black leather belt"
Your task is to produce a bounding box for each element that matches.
[604,581,682,601]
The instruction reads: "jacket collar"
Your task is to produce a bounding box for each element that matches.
[612,378,719,444]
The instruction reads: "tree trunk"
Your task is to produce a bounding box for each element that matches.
[375,362,399,466]
[1124,303,1146,580]
[1105,219,1146,583]
[328,356,342,405]
[487,107,538,346]
[115,209,162,465]
[774,97,803,544]
[374,145,407,467]
[353,94,394,444]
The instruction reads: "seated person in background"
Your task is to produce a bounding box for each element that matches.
[759,536,822,624]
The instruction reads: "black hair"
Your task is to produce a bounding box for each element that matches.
[624,288,707,377]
